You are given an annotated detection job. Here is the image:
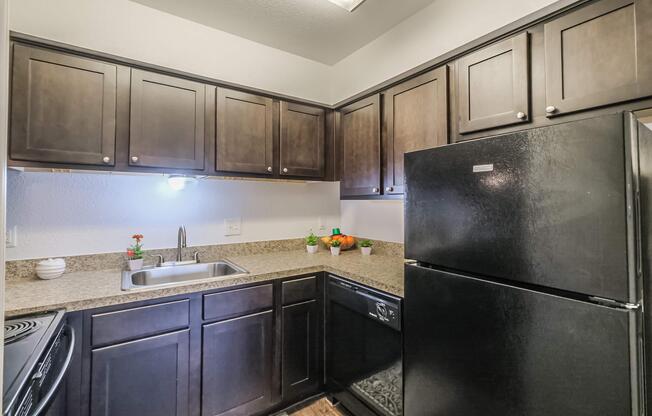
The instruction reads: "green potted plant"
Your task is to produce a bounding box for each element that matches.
[359,239,373,255]
[330,239,341,256]
[305,232,319,254]
[127,234,144,270]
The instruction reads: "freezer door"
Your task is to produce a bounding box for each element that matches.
[404,113,631,302]
[404,264,638,416]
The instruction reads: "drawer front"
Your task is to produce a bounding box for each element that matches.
[203,284,273,321]
[282,276,317,305]
[91,299,190,347]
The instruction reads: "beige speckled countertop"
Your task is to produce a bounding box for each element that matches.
[5,250,405,316]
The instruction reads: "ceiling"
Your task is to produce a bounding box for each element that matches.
[131,0,437,64]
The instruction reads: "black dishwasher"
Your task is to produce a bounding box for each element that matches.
[326,275,402,416]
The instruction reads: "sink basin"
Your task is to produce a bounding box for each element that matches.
[122,260,248,290]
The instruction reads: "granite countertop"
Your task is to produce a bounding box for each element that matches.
[5,250,405,316]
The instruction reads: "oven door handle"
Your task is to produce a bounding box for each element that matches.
[30,324,76,416]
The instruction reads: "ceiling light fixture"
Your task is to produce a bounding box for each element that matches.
[327,0,367,12]
[167,175,198,191]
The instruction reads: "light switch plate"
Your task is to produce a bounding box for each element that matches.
[6,226,17,248]
[224,217,241,236]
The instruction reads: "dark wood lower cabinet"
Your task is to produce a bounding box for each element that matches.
[90,329,190,416]
[282,300,321,401]
[201,310,274,416]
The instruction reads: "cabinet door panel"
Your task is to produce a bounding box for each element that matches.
[340,95,381,197]
[10,44,117,165]
[202,311,274,416]
[129,69,205,170]
[544,0,652,115]
[280,102,325,178]
[90,330,190,416]
[282,300,320,401]
[458,32,529,133]
[384,67,448,195]
[216,88,274,174]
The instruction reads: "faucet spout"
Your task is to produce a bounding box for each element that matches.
[177,226,187,262]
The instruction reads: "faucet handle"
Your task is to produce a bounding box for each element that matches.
[152,254,164,267]
[193,251,200,263]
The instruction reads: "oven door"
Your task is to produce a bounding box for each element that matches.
[326,277,402,416]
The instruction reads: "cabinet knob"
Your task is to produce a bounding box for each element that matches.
[102,156,111,164]
[516,111,526,120]
[545,106,557,114]
[282,168,288,173]
[385,186,393,192]
[372,187,379,193]
[131,156,139,163]
[267,166,272,172]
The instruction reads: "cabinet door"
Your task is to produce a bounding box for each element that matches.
[544,0,652,116]
[10,44,117,166]
[384,67,448,195]
[282,300,320,401]
[202,311,274,416]
[129,69,205,170]
[280,102,325,178]
[216,88,274,174]
[458,32,529,133]
[90,330,190,416]
[340,95,381,197]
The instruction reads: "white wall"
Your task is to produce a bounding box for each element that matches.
[340,200,404,243]
[9,0,333,103]
[329,0,558,102]
[6,171,340,260]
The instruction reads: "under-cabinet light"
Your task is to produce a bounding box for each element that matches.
[167,175,197,191]
[327,0,366,12]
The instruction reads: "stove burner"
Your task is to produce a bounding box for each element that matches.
[4,320,41,344]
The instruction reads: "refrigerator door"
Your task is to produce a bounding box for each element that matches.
[404,263,639,416]
[404,113,632,302]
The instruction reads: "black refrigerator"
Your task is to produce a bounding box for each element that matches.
[403,113,651,416]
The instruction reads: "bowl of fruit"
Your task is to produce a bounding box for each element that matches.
[321,228,356,250]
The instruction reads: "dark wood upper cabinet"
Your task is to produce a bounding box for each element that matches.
[458,32,530,133]
[90,330,190,416]
[383,67,448,195]
[10,44,118,166]
[280,102,325,178]
[129,69,206,170]
[339,95,381,197]
[544,0,652,116]
[202,311,274,416]
[216,88,274,174]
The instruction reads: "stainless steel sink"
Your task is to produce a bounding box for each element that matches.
[122,260,248,290]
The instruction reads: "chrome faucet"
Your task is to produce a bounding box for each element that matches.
[177,226,187,262]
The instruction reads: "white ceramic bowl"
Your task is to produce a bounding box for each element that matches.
[36,258,66,280]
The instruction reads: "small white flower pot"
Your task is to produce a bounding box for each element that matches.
[360,247,372,256]
[306,245,318,254]
[330,246,341,256]
[128,258,144,271]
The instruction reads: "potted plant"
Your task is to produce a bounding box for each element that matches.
[359,239,373,255]
[330,239,341,256]
[127,234,144,270]
[306,232,319,254]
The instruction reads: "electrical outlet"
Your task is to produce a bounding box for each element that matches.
[224,217,241,236]
[6,226,17,248]
[317,216,326,232]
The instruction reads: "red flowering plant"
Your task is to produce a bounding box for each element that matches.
[127,234,144,260]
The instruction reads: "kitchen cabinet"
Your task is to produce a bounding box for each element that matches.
[202,311,274,416]
[129,69,206,170]
[544,0,652,116]
[280,102,325,178]
[383,67,448,195]
[10,44,118,166]
[216,88,274,174]
[282,300,321,401]
[457,32,529,133]
[90,330,190,416]
[339,95,381,197]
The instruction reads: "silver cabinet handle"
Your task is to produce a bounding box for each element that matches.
[516,111,526,120]
[372,187,379,193]
[102,156,111,164]
[267,166,272,172]
[545,106,557,114]
[385,186,393,192]
[131,156,139,163]
[282,168,288,173]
